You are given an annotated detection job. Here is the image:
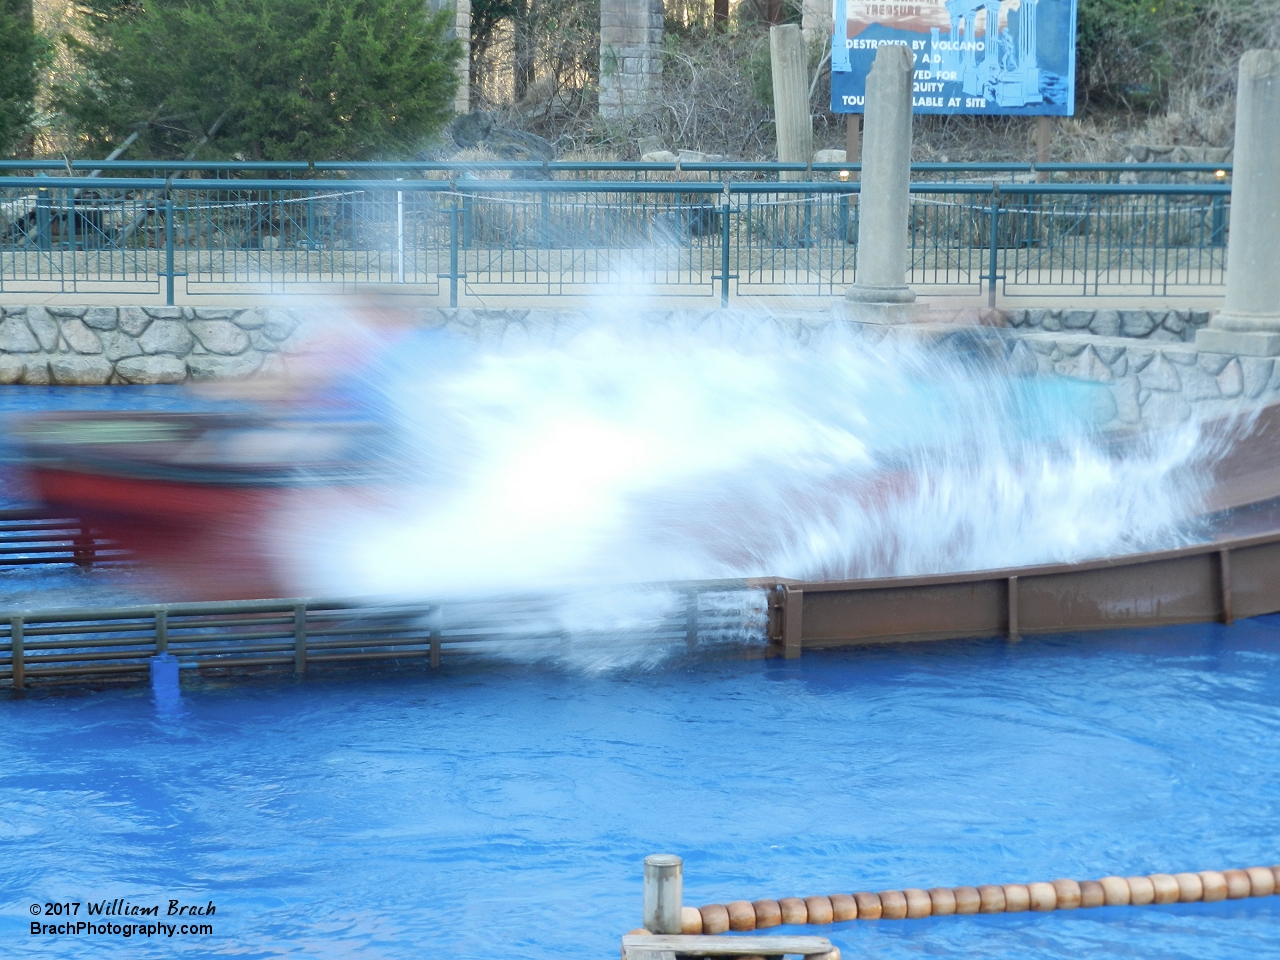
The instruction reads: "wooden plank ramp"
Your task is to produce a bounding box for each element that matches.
[621,934,833,959]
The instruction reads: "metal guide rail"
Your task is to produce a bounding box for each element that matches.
[6,524,1280,690]
[0,508,126,568]
[0,175,1231,304]
[0,582,767,690]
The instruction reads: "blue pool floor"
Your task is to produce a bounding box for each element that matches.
[3,616,1280,958]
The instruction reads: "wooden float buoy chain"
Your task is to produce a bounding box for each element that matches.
[677,866,1280,933]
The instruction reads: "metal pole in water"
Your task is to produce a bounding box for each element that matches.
[643,854,683,934]
[685,592,698,654]
[293,603,307,675]
[429,605,441,669]
[10,617,23,692]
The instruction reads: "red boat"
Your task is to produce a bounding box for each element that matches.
[10,411,388,599]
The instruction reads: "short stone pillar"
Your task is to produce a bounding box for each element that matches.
[642,854,683,934]
[770,24,813,179]
[600,0,664,120]
[845,44,917,322]
[1196,50,1280,355]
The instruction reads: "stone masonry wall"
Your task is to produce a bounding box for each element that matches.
[1007,328,1279,428]
[0,306,300,385]
[1006,308,1211,343]
[3,303,1273,435]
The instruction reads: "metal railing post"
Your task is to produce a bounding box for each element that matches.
[449,204,461,307]
[396,180,405,283]
[155,608,168,654]
[1210,194,1226,248]
[719,191,732,307]
[66,188,76,252]
[164,198,176,305]
[293,604,307,675]
[987,184,1001,308]
[306,194,317,249]
[36,187,51,251]
[10,617,23,691]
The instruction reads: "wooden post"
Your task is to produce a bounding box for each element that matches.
[10,617,23,692]
[293,603,307,675]
[1035,116,1052,182]
[846,114,861,164]
[770,24,813,180]
[643,854,683,934]
[1007,576,1020,641]
[155,608,168,654]
[430,607,442,668]
[685,592,698,654]
[783,586,803,659]
[1219,549,1234,625]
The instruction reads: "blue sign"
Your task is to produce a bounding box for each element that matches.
[831,0,1077,115]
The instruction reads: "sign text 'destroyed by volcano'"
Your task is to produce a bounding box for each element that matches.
[830,0,1077,115]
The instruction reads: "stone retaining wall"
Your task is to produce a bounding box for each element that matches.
[1007,331,1277,427]
[1006,308,1211,343]
[1,303,1267,432]
[0,306,300,385]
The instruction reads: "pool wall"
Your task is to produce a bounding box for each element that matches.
[0,306,302,384]
[0,304,1271,435]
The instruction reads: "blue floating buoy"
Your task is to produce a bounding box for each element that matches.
[150,654,180,698]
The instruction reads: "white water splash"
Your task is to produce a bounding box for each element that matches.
[269,310,1216,603]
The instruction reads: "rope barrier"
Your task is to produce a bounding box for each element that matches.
[680,864,1280,933]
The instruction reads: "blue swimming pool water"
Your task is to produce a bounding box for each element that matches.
[3,620,1279,958]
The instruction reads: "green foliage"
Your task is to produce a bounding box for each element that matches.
[1075,0,1189,110]
[0,0,41,152]
[57,0,462,160]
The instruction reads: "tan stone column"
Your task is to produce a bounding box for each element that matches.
[770,24,813,179]
[845,44,916,322]
[1196,50,1280,355]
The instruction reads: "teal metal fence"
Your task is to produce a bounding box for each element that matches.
[0,165,1232,305]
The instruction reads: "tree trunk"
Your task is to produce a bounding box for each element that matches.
[16,0,35,158]
[513,0,535,102]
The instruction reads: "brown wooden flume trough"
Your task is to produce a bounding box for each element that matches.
[761,524,1280,657]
